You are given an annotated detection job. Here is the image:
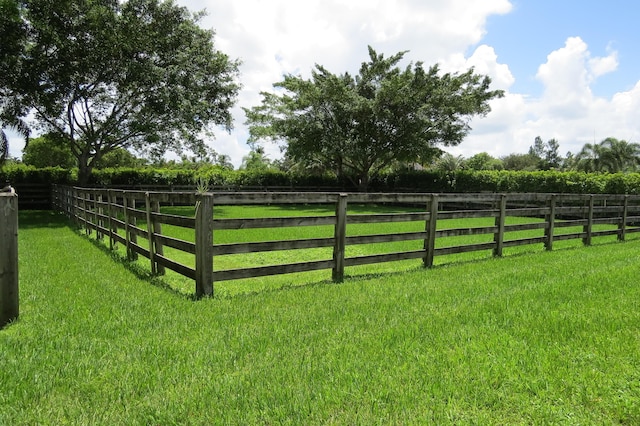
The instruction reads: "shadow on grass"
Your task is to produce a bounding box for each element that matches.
[78,231,196,300]
[85,232,640,301]
[33,209,640,301]
[18,210,68,229]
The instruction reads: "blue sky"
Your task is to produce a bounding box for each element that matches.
[481,1,640,97]
[7,0,640,165]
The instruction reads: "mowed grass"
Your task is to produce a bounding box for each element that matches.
[119,203,624,297]
[1,210,639,424]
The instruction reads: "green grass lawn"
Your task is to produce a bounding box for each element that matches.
[1,210,639,424]
[116,204,625,297]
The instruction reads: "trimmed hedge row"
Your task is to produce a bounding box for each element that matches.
[0,164,76,185]
[5,163,640,194]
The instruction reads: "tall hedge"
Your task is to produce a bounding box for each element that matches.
[0,164,75,185]
[5,163,640,194]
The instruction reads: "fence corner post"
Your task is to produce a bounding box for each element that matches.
[195,194,214,298]
[332,193,348,283]
[1,191,19,328]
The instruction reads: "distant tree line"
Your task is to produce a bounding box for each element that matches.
[10,132,640,182]
[430,136,640,174]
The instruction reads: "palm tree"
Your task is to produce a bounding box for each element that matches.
[600,137,640,172]
[575,142,608,172]
[575,138,640,173]
[436,153,466,172]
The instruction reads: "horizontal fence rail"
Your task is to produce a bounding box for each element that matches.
[52,186,640,298]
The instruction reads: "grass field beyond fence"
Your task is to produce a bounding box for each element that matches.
[53,187,640,297]
[1,210,639,424]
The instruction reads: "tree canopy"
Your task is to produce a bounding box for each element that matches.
[245,46,503,190]
[1,0,240,182]
[22,133,75,168]
[0,0,30,165]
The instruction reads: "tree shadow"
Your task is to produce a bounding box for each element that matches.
[18,210,68,229]
[82,234,195,300]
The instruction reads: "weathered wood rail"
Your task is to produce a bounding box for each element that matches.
[52,186,640,298]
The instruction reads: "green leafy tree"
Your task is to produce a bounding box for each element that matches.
[528,136,562,170]
[501,153,540,171]
[0,0,30,165]
[245,46,503,191]
[22,133,75,168]
[2,0,240,182]
[94,147,143,169]
[466,152,503,171]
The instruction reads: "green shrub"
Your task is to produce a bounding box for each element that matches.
[0,163,75,185]
[6,163,640,195]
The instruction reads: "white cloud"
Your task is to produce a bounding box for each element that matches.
[178,0,513,166]
[461,36,640,159]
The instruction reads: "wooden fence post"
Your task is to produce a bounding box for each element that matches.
[423,194,439,268]
[332,193,348,283]
[545,194,556,251]
[123,196,132,259]
[96,192,103,240]
[583,195,594,246]
[145,193,157,275]
[129,196,138,260]
[107,190,114,250]
[619,195,628,241]
[493,194,507,257]
[73,187,80,228]
[152,199,165,275]
[195,194,214,298]
[0,191,19,328]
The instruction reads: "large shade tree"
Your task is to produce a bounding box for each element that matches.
[245,46,503,190]
[0,0,30,165]
[1,0,240,182]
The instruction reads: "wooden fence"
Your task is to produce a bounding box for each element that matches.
[11,183,52,209]
[52,186,640,298]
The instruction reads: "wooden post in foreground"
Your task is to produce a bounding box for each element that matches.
[195,194,214,298]
[0,190,19,328]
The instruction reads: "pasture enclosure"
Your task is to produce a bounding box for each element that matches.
[52,186,640,298]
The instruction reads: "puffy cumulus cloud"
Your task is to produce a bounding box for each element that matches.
[461,37,640,160]
[535,37,618,114]
[443,44,515,90]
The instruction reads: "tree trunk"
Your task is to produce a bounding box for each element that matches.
[76,150,94,185]
[357,175,369,192]
[77,162,93,185]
